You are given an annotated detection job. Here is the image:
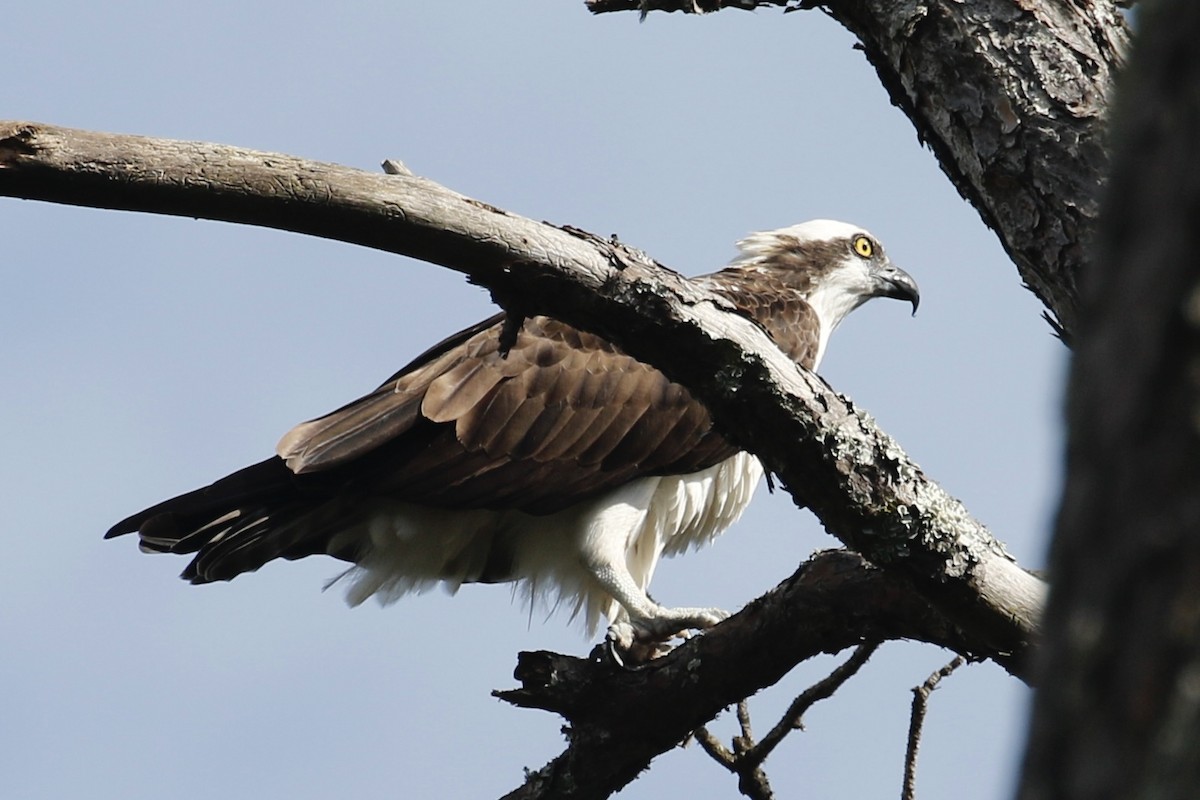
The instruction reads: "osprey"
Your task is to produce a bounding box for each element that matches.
[107,220,918,648]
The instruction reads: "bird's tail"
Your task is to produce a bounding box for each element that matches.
[105,457,358,583]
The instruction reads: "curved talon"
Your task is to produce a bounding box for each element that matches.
[605,606,730,664]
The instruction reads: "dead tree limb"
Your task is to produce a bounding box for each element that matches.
[695,641,880,798]
[499,551,989,800]
[902,656,967,800]
[0,121,1044,660]
[0,120,1045,799]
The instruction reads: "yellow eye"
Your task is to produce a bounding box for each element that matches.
[853,235,874,258]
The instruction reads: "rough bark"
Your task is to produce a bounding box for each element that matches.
[588,0,1129,342]
[1019,1,1200,798]
[498,551,975,800]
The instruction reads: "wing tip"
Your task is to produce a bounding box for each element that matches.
[104,513,144,540]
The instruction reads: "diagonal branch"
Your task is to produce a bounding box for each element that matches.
[696,641,880,799]
[589,0,1129,341]
[0,120,1044,659]
[743,640,880,771]
[0,122,1045,799]
[696,705,776,800]
[498,550,1008,800]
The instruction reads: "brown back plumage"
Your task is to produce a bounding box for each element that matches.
[275,310,776,513]
[107,270,822,582]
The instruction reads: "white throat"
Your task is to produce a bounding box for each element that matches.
[804,272,870,370]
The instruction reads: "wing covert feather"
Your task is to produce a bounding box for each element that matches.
[272,313,749,512]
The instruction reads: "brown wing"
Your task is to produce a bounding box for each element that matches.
[275,314,738,514]
[106,278,820,582]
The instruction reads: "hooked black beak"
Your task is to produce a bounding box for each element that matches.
[872,262,920,316]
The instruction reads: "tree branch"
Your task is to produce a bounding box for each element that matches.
[1020,1,1200,796]
[695,701,775,799]
[0,121,1045,798]
[902,656,966,800]
[498,550,1002,800]
[695,640,880,798]
[588,0,1130,341]
[743,640,880,772]
[0,121,1045,658]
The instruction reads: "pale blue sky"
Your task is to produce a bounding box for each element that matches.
[2,3,1062,798]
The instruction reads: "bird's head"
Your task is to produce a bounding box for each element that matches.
[724,219,919,369]
[731,218,919,325]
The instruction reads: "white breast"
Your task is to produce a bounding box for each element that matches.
[332,452,764,634]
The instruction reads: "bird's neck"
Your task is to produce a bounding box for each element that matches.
[700,270,821,371]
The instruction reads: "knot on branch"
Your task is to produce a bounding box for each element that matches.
[0,122,42,162]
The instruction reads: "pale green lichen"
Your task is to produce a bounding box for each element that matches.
[827,402,1015,577]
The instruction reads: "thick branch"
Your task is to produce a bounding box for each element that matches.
[1020,1,1200,796]
[589,0,1130,341]
[498,550,993,800]
[0,120,1044,662]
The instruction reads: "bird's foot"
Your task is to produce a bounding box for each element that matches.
[605,606,729,665]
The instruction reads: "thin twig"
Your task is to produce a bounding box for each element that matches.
[736,699,754,740]
[743,641,881,771]
[696,720,774,800]
[694,726,736,768]
[731,699,772,798]
[734,699,755,755]
[695,642,881,800]
[901,656,967,800]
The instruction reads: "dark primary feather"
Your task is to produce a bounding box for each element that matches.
[106,272,822,584]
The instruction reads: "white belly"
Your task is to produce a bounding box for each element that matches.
[334,452,764,634]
